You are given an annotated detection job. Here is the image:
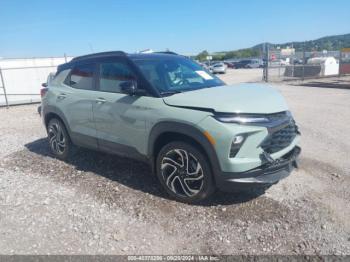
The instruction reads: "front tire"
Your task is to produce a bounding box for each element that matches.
[47,118,73,160]
[156,141,215,203]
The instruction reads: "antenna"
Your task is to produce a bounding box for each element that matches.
[88,43,94,52]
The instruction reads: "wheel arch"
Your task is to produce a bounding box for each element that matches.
[43,105,71,135]
[148,121,221,181]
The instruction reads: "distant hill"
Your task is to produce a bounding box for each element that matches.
[253,33,350,52]
[196,33,350,61]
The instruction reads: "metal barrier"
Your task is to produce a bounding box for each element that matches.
[340,48,350,75]
[263,45,350,82]
[0,68,9,108]
[0,56,72,107]
[0,65,57,107]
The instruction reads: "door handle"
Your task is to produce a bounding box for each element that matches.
[96,97,106,104]
[57,93,67,99]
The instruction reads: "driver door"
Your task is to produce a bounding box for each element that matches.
[92,57,147,157]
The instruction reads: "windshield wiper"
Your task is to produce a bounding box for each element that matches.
[160,90,183,96]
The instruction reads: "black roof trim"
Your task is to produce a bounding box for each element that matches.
[153,51,178,55]
[71,51,127,62]
[56,50,181,76]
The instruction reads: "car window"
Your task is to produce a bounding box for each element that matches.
[99,61,136,93]
[66,64,95,90]
[52,69,70,86]
[133,57,224,93]
[166,63,205,88]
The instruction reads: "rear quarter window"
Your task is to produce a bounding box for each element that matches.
[64,63,95,90]
[51,69,71,86]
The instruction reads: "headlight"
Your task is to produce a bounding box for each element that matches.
[214,111,292,124]
[214,114,269,124]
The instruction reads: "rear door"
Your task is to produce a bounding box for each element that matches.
[57,62,99,149]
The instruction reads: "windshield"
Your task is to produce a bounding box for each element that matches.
[132,56,225,94]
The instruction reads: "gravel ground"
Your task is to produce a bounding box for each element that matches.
[0,71,349,255]
[220,68,263,84]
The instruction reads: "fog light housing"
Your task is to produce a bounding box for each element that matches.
[229,135,245,158]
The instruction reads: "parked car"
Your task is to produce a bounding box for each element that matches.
[269,58,290,67]
[293,58,304,65]
[233,59,263,69]
[272,58,290,66]
[232,60,252,69]
[38,72,56,115]
[201,62,213,72]
[41,72,56,94]
[211,62,227,74]
[199,62,210,71]
[223,62,235,68]
[41,51,301,203]
[245,59,264,68]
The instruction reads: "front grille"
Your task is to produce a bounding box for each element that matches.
[266,111,289,121]
[261,122,298,154]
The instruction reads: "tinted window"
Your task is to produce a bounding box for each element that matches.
[132,56,224,93]
[99,61,136,93]
[52,69,70,86]
[67,64,95,90]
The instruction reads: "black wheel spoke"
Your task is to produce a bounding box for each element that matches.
[57,139,65,147]
[162,157,182,168]
[49,134,56,144]
[178,177,197,196]
[187,160,202,177]
[174,149,185,167]
[166,168,178,190]
[56,124,62,139]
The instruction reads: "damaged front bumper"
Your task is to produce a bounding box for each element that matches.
[216,146,301,191]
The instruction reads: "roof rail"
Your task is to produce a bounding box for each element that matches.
[153,51,178,55]
[71,51,126,62]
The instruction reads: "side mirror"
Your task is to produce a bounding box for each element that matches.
[120,80,146,96]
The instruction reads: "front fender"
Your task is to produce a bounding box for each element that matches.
[148,121,222,182]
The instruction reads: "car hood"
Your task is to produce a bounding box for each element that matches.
[162,83,288,114]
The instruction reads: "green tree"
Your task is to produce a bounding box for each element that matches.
[196,50,209,61]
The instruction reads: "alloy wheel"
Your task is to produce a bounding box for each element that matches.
[48,122,66,155]
[161,149,204,197]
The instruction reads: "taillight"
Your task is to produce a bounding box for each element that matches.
[40,87,48,98]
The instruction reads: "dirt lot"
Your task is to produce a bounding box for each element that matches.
[0,70,349,255]
[220,68,263,84]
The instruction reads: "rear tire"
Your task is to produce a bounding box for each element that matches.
[47,118,73,160]
[156,141,215,203]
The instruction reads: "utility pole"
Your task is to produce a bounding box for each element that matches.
[339,49,342,77]
[302,42,306,81]
[263,43,269,82]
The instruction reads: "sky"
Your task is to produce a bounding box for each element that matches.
[0,0,350,58]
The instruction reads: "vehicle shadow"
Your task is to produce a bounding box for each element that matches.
[25,138,267,206]
[293,79,350,89]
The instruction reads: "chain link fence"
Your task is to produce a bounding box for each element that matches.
[263,45,350,82]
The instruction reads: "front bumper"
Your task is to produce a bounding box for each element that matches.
[216,146,301,192]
